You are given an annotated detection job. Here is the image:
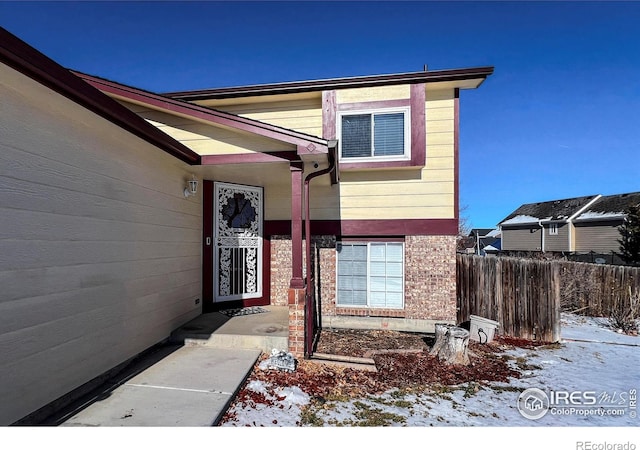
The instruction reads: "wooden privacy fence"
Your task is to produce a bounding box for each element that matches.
[457,255,561,342]
[457,255,640,342]
[556,261,640,317]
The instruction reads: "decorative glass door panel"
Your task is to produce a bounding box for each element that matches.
[214,182,263,302]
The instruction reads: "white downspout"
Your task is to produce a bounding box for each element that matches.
[538,220,545,252]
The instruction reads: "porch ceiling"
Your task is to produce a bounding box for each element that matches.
[194,161,291,187]
[192,158,332,189]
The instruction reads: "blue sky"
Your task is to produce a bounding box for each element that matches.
[2,1,639,229]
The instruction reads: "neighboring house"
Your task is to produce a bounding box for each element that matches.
[0,27,492,424]
[468,228,501,255]
[499,192,640,255]
[573,192,640,254]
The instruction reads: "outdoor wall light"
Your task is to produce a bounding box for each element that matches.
[184,174,198,198]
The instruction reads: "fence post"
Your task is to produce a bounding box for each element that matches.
[495,257,503,330]
[552,262,561,342]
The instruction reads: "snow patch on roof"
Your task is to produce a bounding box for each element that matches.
[576,211,625,221]
[501,215,548,225]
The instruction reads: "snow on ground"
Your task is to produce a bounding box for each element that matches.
[222,313,639,427]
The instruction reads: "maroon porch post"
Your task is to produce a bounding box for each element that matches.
[288,160,306,357]
[202,180,214,311]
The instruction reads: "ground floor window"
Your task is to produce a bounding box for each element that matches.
[336,242,404,309]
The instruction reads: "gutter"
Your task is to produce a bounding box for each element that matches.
[538,220,545,252]
[302,142,338,358]
[164,66,495,100]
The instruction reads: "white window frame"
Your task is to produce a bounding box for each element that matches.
[549,223,559,235]
[336,107,411,163]
[335,241,405,309]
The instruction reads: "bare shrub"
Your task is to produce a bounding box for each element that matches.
[609,286,640,334]
[559,263,600,313]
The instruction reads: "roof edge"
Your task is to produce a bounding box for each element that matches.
[74,70,331,152]
[0,27,200,165]
[164,66,495,101]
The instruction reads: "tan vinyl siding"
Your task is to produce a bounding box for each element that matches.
[298,165,454,221]
[0,64,201,425]
[544,223,570,252]
[260,177,295,221]
[336,85,410,103]
[130,83,456,222]
[501,226,543,252]
[203,86,456,221]
[574,221,624,253]
[205,98,323,138]
[117,100,295,155]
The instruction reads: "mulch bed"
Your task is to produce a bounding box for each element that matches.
[315,328,431,357]
[222,328,556,421]
[312,328,526,390]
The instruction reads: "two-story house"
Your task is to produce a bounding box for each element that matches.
[0,26,492,424]
[499,192,640,256]
[80,65,492,352]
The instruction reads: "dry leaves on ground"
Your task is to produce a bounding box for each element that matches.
[220,328,556,424]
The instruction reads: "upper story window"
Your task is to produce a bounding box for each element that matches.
[338,107,410,162]
[549,223,559,235]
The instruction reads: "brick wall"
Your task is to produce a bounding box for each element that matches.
[287,288,305,357]
[404,235,457,321]
[270,235,336,307]
[270,236,291,306]
[271,234,457,325]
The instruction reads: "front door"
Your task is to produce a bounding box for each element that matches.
[214,182,263,303]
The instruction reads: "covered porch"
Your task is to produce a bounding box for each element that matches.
[193,148,338,358]
[77,71,339,358]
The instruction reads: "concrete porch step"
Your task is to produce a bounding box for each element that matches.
[170,306,289,353]
[184,333,288,353]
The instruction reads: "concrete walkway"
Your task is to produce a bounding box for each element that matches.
[56,346,261,427]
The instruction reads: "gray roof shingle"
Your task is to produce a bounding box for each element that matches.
[575,192,640,221]
[499,195,599,225]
